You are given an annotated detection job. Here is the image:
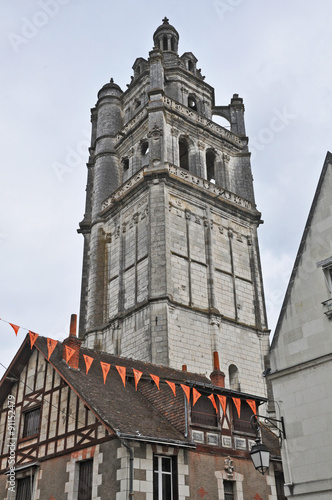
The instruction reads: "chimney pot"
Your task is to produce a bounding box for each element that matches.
[63,314,81,370]
[70,314,77,337]
[213,351,220,371]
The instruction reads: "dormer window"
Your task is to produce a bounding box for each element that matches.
[191,394,218,427]
[188,60,194,72]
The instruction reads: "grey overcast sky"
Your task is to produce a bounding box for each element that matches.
[1,0,332,378]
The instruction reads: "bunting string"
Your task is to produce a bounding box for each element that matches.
[0,316,261,417]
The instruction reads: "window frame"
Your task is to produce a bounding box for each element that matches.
[153,455,178,500]
[22,406,41,439]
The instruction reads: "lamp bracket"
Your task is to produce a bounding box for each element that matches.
[251,414,286,440]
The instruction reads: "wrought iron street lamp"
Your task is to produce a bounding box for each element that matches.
[250,414,286,475]
[250,438,270,475]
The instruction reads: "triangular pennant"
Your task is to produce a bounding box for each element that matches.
[116,365,126,387]
[133,369,143,390]
[180,384,191,403]
[150,373,160,390]
[100,361,111,384]
[83,354,94,375]
[217,394,227,415]
[47,338,58,361]
[232,397,241,418]
[192,388,201,406]
[9,323,20,336]
[208,393,218,413]
[246,399,257,415]
[165,380,176,397]
[29,331,39,349]
[64,345,75,364]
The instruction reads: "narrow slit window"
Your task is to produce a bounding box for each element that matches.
[179,139,189,171]
[122,158,129,171]
[206,150,216,183]
[188,95,197,111]
[163,36,168,51]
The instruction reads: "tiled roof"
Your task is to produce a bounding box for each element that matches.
[0,334,267,448]
[35,336,197,447]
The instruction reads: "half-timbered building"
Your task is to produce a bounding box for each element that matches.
[0,318,280,499]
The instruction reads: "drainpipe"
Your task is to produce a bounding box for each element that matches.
[182,365,188,438]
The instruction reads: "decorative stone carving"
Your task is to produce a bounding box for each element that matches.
[148,124,163,139]
[102,165,253,212]
[224,456,234,479]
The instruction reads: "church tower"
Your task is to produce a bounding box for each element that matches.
[78,18,269,397]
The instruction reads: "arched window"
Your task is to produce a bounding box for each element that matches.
[170,37,175,51]
[179,138,189,171]
[206,149,216,183]
[122,157,129,171]
[163,35,168,51]
[188,60,194,72]
[188,94,197,111]
[229,364,240,391]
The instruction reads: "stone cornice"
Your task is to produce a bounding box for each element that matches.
[100,164,256,214]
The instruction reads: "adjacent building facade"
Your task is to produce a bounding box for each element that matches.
[270,152,332,499]
[0,18,284,500]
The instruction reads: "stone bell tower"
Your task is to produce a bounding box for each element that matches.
[78,18,269,397]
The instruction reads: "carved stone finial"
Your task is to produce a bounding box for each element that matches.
[224,456,234,478]
[110,78,114,83]
[162,16,169,24]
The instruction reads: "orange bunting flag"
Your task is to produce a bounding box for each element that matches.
[64,345,75,364]
[116,365,126,387]
[166,380,176,397]
[83,354,94,375]
[133,369,143,390]
[217,394,227,415]
[150,374,160,390]
[9,323,20,336]
[232,397,241,418]
[29,331,39,349]
[208,394,218,413]
[180,384,191,403]
[100,362,111,384]
[47,338,58,360]
[246,399,257,415]
[192,388,201,406]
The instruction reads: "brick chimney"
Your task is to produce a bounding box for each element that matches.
[62,314,81,370]
[210,351,225,388]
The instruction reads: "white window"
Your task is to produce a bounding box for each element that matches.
[153,455,178,500]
